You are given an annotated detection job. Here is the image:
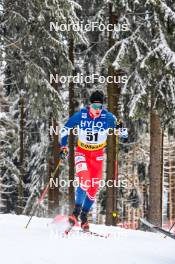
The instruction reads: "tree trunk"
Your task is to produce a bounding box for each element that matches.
[148,97,162,226]
[171,159,175,222]
[48,112,54,215]
[68,37,75,213]
[105,3,121,226]
[169,158,175,223]
[18,95,25,214]
[48,114,60,215]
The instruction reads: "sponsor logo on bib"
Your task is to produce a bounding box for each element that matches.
[75,156,86,163]
[76,162,88,173]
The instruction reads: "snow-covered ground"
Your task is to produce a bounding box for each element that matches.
[0,214,174,264]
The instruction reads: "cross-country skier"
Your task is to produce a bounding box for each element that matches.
[60,90,128,231]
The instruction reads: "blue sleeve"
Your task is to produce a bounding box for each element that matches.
[60,111,81,147]
[107,112,117,129]
[107,112,128,139]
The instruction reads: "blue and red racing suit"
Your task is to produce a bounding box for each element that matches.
[61,107,128,201]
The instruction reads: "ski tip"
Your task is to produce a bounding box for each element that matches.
[64,230,70,235]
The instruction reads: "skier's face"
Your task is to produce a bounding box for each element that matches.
[90,103,103,117]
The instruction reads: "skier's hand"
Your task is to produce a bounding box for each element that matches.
[119,128,128,142]
[117,119,123,128]
[59,146,69,160]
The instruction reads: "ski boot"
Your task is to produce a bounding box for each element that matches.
[68,204,82,227]
[80,210,89,232]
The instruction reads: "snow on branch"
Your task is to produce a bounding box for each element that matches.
[112,39,129,69]
[129,93,142,117]
[140,27,175,71]
[10,11,28,23]
[150,0,175,24]
[68,0,82,10]
[101,24,142,66]
[41,27,66,50]
[133,40,143,62]
[122,68,148,116]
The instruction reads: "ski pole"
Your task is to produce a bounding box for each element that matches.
[164,221,175,239]
[25,160,61,229]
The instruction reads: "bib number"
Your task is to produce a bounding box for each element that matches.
[86,132,98,142]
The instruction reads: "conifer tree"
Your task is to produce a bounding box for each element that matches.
[102,0,175,225]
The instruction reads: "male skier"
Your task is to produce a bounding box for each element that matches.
[60,90,128,231]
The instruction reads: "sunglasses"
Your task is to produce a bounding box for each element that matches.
[91,103,103,110]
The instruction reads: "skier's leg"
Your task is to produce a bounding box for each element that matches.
[80,196,94,231]
[80,153,103,230]
[75,186,86,206]
[71,187,86,218]
[69,151,91,226]
[74,151,91,192]
[80,188,98,230]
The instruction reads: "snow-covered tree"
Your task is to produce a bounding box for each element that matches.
[0,85,20,213]
[0,0,87,215]
[2,0,87,118]
[102,0,175,226]
[102,0,175,122]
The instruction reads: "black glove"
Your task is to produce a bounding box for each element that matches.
[122,137,128,143]
[117,119,123,128]
[59,146,69,160]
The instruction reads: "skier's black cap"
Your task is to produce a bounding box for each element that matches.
[89,90,104,104]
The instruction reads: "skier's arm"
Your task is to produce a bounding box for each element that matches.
[118,120,128,141]
[60,111,81,147]
[107,113,128,140]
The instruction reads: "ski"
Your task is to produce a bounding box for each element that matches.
[52,214,110,238]
[78,229,110,239]
[64,228,110,239]
[140,218,175,240]
[64,224,74,235]
[64,219,77,235]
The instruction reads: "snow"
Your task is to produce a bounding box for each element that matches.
[150,0,175,24]
[112,40,129,70]
[0,214,174,264]
[0,112,8,119]
[140,25,175,71]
